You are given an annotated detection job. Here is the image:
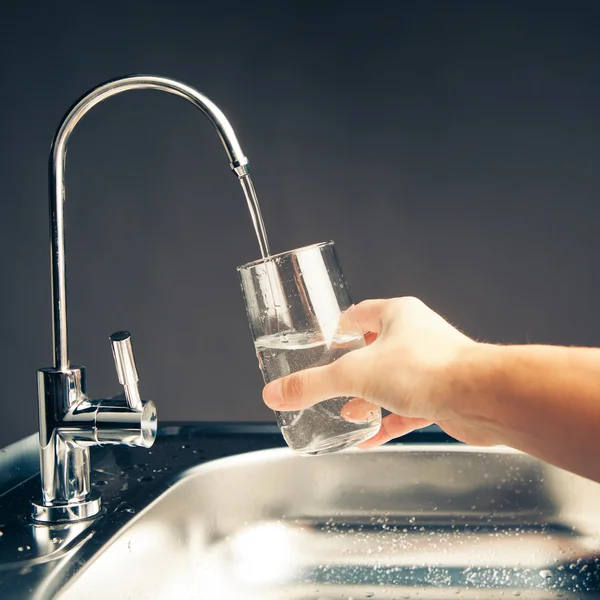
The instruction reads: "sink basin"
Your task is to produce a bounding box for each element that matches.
[56,441,600,599]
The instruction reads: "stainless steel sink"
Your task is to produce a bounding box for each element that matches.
[53,439,600,599]
[1,425,599,599]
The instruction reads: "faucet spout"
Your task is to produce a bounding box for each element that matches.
[50,74,250,371]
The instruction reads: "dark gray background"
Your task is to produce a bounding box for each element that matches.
[1,1,599,449]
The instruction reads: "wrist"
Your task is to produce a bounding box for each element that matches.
[441,342,506,425]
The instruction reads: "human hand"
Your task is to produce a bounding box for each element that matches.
[262,297,497,448]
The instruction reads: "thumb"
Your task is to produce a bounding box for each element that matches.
[263,360,358,411]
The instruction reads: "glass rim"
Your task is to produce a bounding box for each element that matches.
[236,240,335,270]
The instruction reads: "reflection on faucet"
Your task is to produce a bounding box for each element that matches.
[34,75,258,523]
[32,519,92,558]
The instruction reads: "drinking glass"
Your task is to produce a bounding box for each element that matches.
[238,241,381,455]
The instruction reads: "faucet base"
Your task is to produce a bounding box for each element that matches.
[32,491,102,523]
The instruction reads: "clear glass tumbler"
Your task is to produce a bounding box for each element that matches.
[238,241,381,455]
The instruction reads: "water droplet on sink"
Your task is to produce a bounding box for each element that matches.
[0,531,3,537]
[92,480,107,487]
[17,546,24,552]
[539,569,553,580]
[52,537,62,545]
[181,444,190,449]
[125,507,136,514]
[137,475,154,483]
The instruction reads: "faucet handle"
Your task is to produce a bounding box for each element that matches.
[110,331,143,411]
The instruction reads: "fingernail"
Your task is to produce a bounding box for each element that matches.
[263,379,284,408]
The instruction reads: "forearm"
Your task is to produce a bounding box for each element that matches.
[453,343,600,481]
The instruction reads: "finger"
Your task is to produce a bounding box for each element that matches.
[263,359,358,411]
[340,397,380,423]
[343,299,392,336]
[358,414,432,449]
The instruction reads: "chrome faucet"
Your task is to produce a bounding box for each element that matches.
[33,75,254,523]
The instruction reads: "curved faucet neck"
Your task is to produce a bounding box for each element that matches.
[49,75,251,371]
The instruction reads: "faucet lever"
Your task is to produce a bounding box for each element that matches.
[110,331,143,411]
